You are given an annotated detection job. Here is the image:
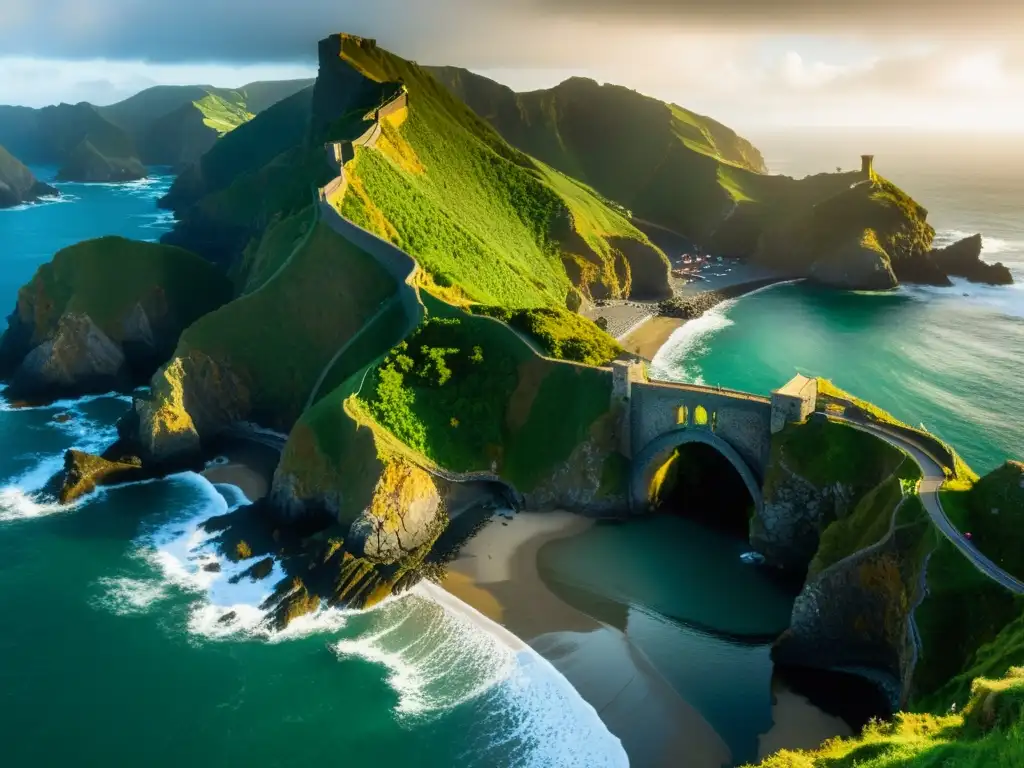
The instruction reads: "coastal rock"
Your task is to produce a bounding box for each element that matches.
[347,461,447,564]
[809,237,898,291]
[929,234,1014,285]
[57,449,144,504]
[56,140,146,183]
[7,313,128,400]
[130,352,250,465]
[0,144,57,208]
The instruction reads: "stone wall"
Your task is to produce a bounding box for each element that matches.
[770,374,818,434]
[630,379,773,479]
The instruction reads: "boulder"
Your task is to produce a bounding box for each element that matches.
[346,461,447,564]
[57,449,144,504]
[930,234,1014,285]
[7,313,129,400]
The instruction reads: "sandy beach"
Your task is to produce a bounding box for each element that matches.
[758,680,853,759]
[620,316,685,359]
[201,442,281,501]
[442,511,732,767]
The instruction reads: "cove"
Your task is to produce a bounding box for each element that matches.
[535,515,838,765]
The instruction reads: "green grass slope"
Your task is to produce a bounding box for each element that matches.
[941,462,1024,581]
[429,66,766,240]
[99,80,314,166]
[164,214,398,430]
[330,36,669,306]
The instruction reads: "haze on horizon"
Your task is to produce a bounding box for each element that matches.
[2,0,1024,134]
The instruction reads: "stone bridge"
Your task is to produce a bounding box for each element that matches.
[613,362,818,513]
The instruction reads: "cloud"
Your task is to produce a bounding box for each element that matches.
[532,0,1024,34]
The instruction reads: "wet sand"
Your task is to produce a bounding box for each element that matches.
[201,442,280,501]
[758,680,853,759]
[620,316,685,360]
[442,511,731,768]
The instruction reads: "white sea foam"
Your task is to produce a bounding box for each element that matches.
[0,391,131,521]
[934,228,1024,258]
[0,193,79,213]
[649,304,735,384]
[900,276,1024,319]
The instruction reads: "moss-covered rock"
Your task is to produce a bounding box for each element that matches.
[56,449,144,504]
[753,417,910,570]
[0,237,231,400]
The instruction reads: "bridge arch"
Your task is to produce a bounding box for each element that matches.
[630,427,764,514]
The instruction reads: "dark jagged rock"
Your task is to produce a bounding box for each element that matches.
[56,449,144,504]
[930,234,1014,286]
[229,557,275,584]
[658,278,784,320]
[891,251,952,287]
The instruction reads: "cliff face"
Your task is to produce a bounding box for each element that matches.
[0,237,231,401]
[754,414,934,709]
[0,144,57,208]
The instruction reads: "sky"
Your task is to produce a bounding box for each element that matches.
[2,1,1024,133]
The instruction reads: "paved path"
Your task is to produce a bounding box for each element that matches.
[834,416,1024,594]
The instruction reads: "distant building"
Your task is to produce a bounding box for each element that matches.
[861,154,875,177]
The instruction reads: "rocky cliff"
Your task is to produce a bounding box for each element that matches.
[0,237,231,401]
[930,234,1014,285]
[0,144,57,208]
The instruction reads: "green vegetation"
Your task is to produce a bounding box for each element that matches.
[327,39,668,306]
[940,463,1024,581]
[809,459,923,575]
[194,92,254,135]
[177,218,397,429]
[751,668,1024,767]
[429,67,766,240]
[472,305,621,365]
[816,377,979,488]
[10,236,230,341]
[356,296,614,488]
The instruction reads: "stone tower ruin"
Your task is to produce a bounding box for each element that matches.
[861,154,875,177]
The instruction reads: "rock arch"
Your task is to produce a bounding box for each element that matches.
[630,427,764,514]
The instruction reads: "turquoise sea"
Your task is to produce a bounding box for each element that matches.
[1,133,1020,768]
[654,132,1024,472]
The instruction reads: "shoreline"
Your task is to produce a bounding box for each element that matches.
[618,276,798,360]
[441,511,732,767]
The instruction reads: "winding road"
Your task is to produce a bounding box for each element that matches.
[834,415,1024,594]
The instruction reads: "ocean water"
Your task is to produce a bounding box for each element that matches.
[0,169,625,767]
[653,132,1024,472]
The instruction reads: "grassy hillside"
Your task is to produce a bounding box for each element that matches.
[98,80,314,166]
[330,36,669,307]
[165,214,398,430]
[0,102,145,181]
[941,462,1024,581]
[429,67,766,240]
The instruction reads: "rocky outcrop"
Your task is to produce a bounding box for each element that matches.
[809,236,898,291]
[930,234,1014,286]
[0,144,57,208]
[56,449,144,504]
[347,461,448,564]
[5,313,129,401]
[126,351,250,465]
[772,497,931,711]
[56,140,146,183]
